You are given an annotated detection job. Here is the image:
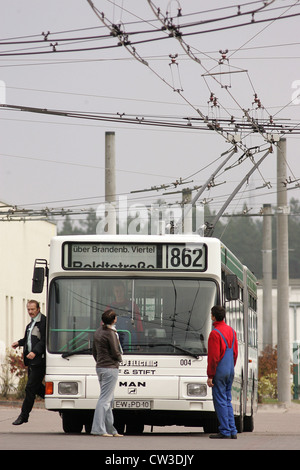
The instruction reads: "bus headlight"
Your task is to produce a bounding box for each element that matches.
[58,382,78,395]
[187,383,207,397]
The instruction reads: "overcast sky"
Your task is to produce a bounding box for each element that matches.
[0,0,299,226]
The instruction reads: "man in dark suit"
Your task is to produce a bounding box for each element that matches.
[11,300,46,425]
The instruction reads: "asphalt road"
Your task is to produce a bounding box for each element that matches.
[1,403,300,452]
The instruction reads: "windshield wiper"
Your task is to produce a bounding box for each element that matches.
[61,347,92,359]
[148,343,200,359]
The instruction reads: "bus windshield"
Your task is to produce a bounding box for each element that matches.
[48,277,218,356]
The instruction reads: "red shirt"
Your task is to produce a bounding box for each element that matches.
[207,321,238,379]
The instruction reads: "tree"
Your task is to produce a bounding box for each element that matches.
[59,215,75,235]
[208,203,263,278]
[79,208,98,234]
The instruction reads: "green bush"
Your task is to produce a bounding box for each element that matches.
[258,346,278,402]
[258,373,277,402]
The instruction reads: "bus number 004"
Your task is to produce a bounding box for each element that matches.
[180,359,192,366]
[169,248,203,268]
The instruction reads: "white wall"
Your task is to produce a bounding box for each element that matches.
[257,279,300,354]
[0,219,56,362]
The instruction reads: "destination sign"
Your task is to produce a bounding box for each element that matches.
[62,242,207,272]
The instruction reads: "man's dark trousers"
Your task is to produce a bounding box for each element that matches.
[21,364,45,419]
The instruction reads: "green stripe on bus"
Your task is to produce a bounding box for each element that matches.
[221,246,244,281]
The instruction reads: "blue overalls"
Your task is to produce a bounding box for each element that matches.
[212,328,237,437]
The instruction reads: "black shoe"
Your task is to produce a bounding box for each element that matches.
[231,434,237,439]
[12,415,28,425]
[209,433,230,439]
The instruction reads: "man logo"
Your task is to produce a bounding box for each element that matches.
[119,381,146,388]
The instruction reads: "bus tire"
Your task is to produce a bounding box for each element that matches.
[125,422,144,435]
[84,415,93,434]
[243,413,254,432]
[113,411,126,434]
[203,415,219,434]
[244,386,255,432]
[61,411,83,434]
[235,387,244,433]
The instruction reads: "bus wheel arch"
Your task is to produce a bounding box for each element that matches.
[243,376,255,432]
[61,411,83,434]
[60,410,93,434]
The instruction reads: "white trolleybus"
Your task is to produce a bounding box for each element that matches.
[33,234,258,434]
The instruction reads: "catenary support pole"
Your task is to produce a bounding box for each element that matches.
[277,138,291,405]
[105,131,116,234]
[262,203,273,350]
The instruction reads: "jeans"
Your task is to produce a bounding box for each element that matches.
[212,371,237,436]
[212,328,237,437]
[91,367,119,435]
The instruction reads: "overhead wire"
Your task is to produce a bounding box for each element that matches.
[86,0,261,153]
[1,2,300,56]
[145,1,279,197]
[1,2,298,207]
[146,0,300,195]
[1,1,299,223]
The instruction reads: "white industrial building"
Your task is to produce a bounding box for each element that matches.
[0,215,56,362]
[257,279,300,354]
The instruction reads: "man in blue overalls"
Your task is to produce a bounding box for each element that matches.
[207,305,238,439]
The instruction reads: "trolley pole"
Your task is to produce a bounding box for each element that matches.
[105,131,116,234]
[276,138,291,405]
[262,203,273,350]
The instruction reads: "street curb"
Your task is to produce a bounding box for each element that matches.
[0,400,45,409]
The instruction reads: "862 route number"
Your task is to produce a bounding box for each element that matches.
[166,245,206,271]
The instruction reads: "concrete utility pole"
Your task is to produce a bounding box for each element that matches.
[105,131,116,234]
[182,188,192,234]
[262,203,273,350]
[276,138,291,405]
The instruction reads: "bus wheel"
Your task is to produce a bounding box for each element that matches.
[235,388,244,433]
[243,413,254,432]
[113,415,125,435]
[125,422,144,435]
[61,411,83,434]
[244,388,254,432]
[84,416,93,434]
[203,416,218,434]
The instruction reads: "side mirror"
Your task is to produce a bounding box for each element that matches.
[225,274,239,301]
[32,259,48,293]
[32,267,45,293]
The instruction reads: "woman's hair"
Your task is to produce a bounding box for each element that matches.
[102,309,117,328]
[211,305,226,322]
